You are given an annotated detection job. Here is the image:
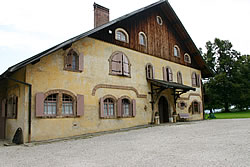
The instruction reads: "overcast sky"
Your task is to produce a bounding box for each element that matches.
[0,0,249,74]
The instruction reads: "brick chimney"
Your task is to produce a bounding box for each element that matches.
[94,3,109,28]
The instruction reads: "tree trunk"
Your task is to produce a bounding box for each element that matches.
[224,102,230,113]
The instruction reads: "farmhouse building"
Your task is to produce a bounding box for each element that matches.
[0,0,212,142]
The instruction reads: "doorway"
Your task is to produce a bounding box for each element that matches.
[158,96,169,123]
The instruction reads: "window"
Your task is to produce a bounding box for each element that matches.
[190,101,201,114]
[192,72,200,87]
[178,101,187,110]
[177,71,183,84]
[163,67,173,82]
[146,63,154,79]
[100,96,116,118]
[174,45,180,57]
[184,53,191,63]
[2,95,18,119]
[117,96,136,118]
[156,16,163,25]
[64,49,83,72]
[109,51,131,77]
[122,99,130,116]
[139,32,147,46]
[35,90,84,118]
[115,28,129,43]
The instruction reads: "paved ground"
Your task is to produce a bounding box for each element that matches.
[0,119,250,167]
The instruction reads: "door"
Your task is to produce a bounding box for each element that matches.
[158,96,169,123]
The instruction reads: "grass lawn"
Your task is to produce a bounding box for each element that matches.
[205,110,250,119]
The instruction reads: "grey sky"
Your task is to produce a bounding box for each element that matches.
[0,0,249,74]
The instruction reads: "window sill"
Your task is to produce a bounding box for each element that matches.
[100,116,116,119]
[37,115,79,119]
[63,68,82,73]
[109,73,131,78]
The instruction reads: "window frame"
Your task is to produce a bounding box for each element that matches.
[191,72,201,87]
[115,28,129,43]
[145,63,154,79]
[109,51,131,77]
[117,96,136,118]
[173,45,180,58]
[177,71,183,84]
[163,66,173,82]
[178,101,187,110]
[4,95,18,119]
[184,53,191,63]
[138,32,147,46]
[99,95,117,119]
[156,16,163,25]
[64,48,83,72]
[190,101,201,114]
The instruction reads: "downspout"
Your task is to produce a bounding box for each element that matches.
[150,83,154,124]
[5,77,32,143]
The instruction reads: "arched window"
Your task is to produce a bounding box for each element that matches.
[177,71,183,84]
[184,53,191,63]
[139,32,147,46]
[190,101,201,114]
[122,99,130,116]
[192,72,200,87]
[44,94,57,116]
[146,63,154,79]
[35,90,83,118]
[174,45,180,57]
[64,49,83,72]
[109,51,131,77]
[117,96,136,118]
[156,16,163,25]
[115,28,129,43]
[163,67,173,82]
[104,98,114,117]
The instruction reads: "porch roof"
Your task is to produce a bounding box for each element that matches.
[148,79,196,91]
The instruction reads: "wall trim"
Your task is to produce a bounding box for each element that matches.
[92,84,147,98]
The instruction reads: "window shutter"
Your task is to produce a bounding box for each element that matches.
[197,74,200,87]
[111,52,123,75]
[163,67,167,81]
[79,53,84,72]
[99,97,104,118]
[1,99,6,118]
[152,66,155,79]
[36,93,44,117]
[168,68,173,81]
[146,65,149,79]
[77,94,84,116]
[122,54,129,76]
[117,98,122,117]
[132,99,136,117]
[192,73,196,86]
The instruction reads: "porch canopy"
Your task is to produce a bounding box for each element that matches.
[147,79,196,107]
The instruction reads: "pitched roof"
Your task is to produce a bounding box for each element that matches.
[0,0,213,78]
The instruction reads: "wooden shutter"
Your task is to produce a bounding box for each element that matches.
[192,73,196,86]
[146,65,149,79]
[132,99,136,117]
[99,97,104,118]
[163,67,167,81]
[168,68,173,81]
[197,74,200,87]
[152,66,155,79]
[77,94,84,116]
[122,54,129,76]
[79,53,84,72]
[117,98,122,117]
[111,52,123,75]
[36,93,44,117]
[1,99,6,118]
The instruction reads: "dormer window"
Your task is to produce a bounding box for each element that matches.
[115,28,129,43]
[184,53,191,63]
[174,45,180,57]
[139,32,147,46]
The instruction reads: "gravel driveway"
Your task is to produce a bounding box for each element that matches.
[0,119,250,167]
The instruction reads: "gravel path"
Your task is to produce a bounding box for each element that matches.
[0,119,250,167]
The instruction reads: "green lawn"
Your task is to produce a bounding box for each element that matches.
[205,110,250,119]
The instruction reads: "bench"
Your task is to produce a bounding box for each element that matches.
[178,113,190,122]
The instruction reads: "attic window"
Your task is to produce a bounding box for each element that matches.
[184,53,191,63]
[139,32,147,46]
[174,45,180,57]
[115,28,129,43]
[156,16,163,25]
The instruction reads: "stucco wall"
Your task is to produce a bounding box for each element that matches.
[24,37,202,142]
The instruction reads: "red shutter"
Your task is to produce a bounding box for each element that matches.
[1,99,6,118]
[111,52,123,75]
[77,94,84,116]
[117,98,122,117]
[168,68,173,81]
[122,54,129,76]
[163,67,167,81]
[132,99,136,117]
[36,93,44,117]
[99,97,104,118]
[79,53,84,72]
[152,66,155,79]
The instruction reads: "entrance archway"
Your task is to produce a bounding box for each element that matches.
[158,96,169,123]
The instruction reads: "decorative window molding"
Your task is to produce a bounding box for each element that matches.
[156,16,163,25]
[109,51,131,77]
[139,32,147,46]
[191,72,201,87]
[189,100,202,114]
[115,28,129,43]
[177,71,183,84]
[1,95,18,119]
[163,66,173,82]
[35,90,84,118]
[184,53,191,63]
[145,63,155,79]
[99,95,117,119]
[117,96,136,118]
[178,101,187,110]
[173,45,180,57]
[64,48,83,72]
